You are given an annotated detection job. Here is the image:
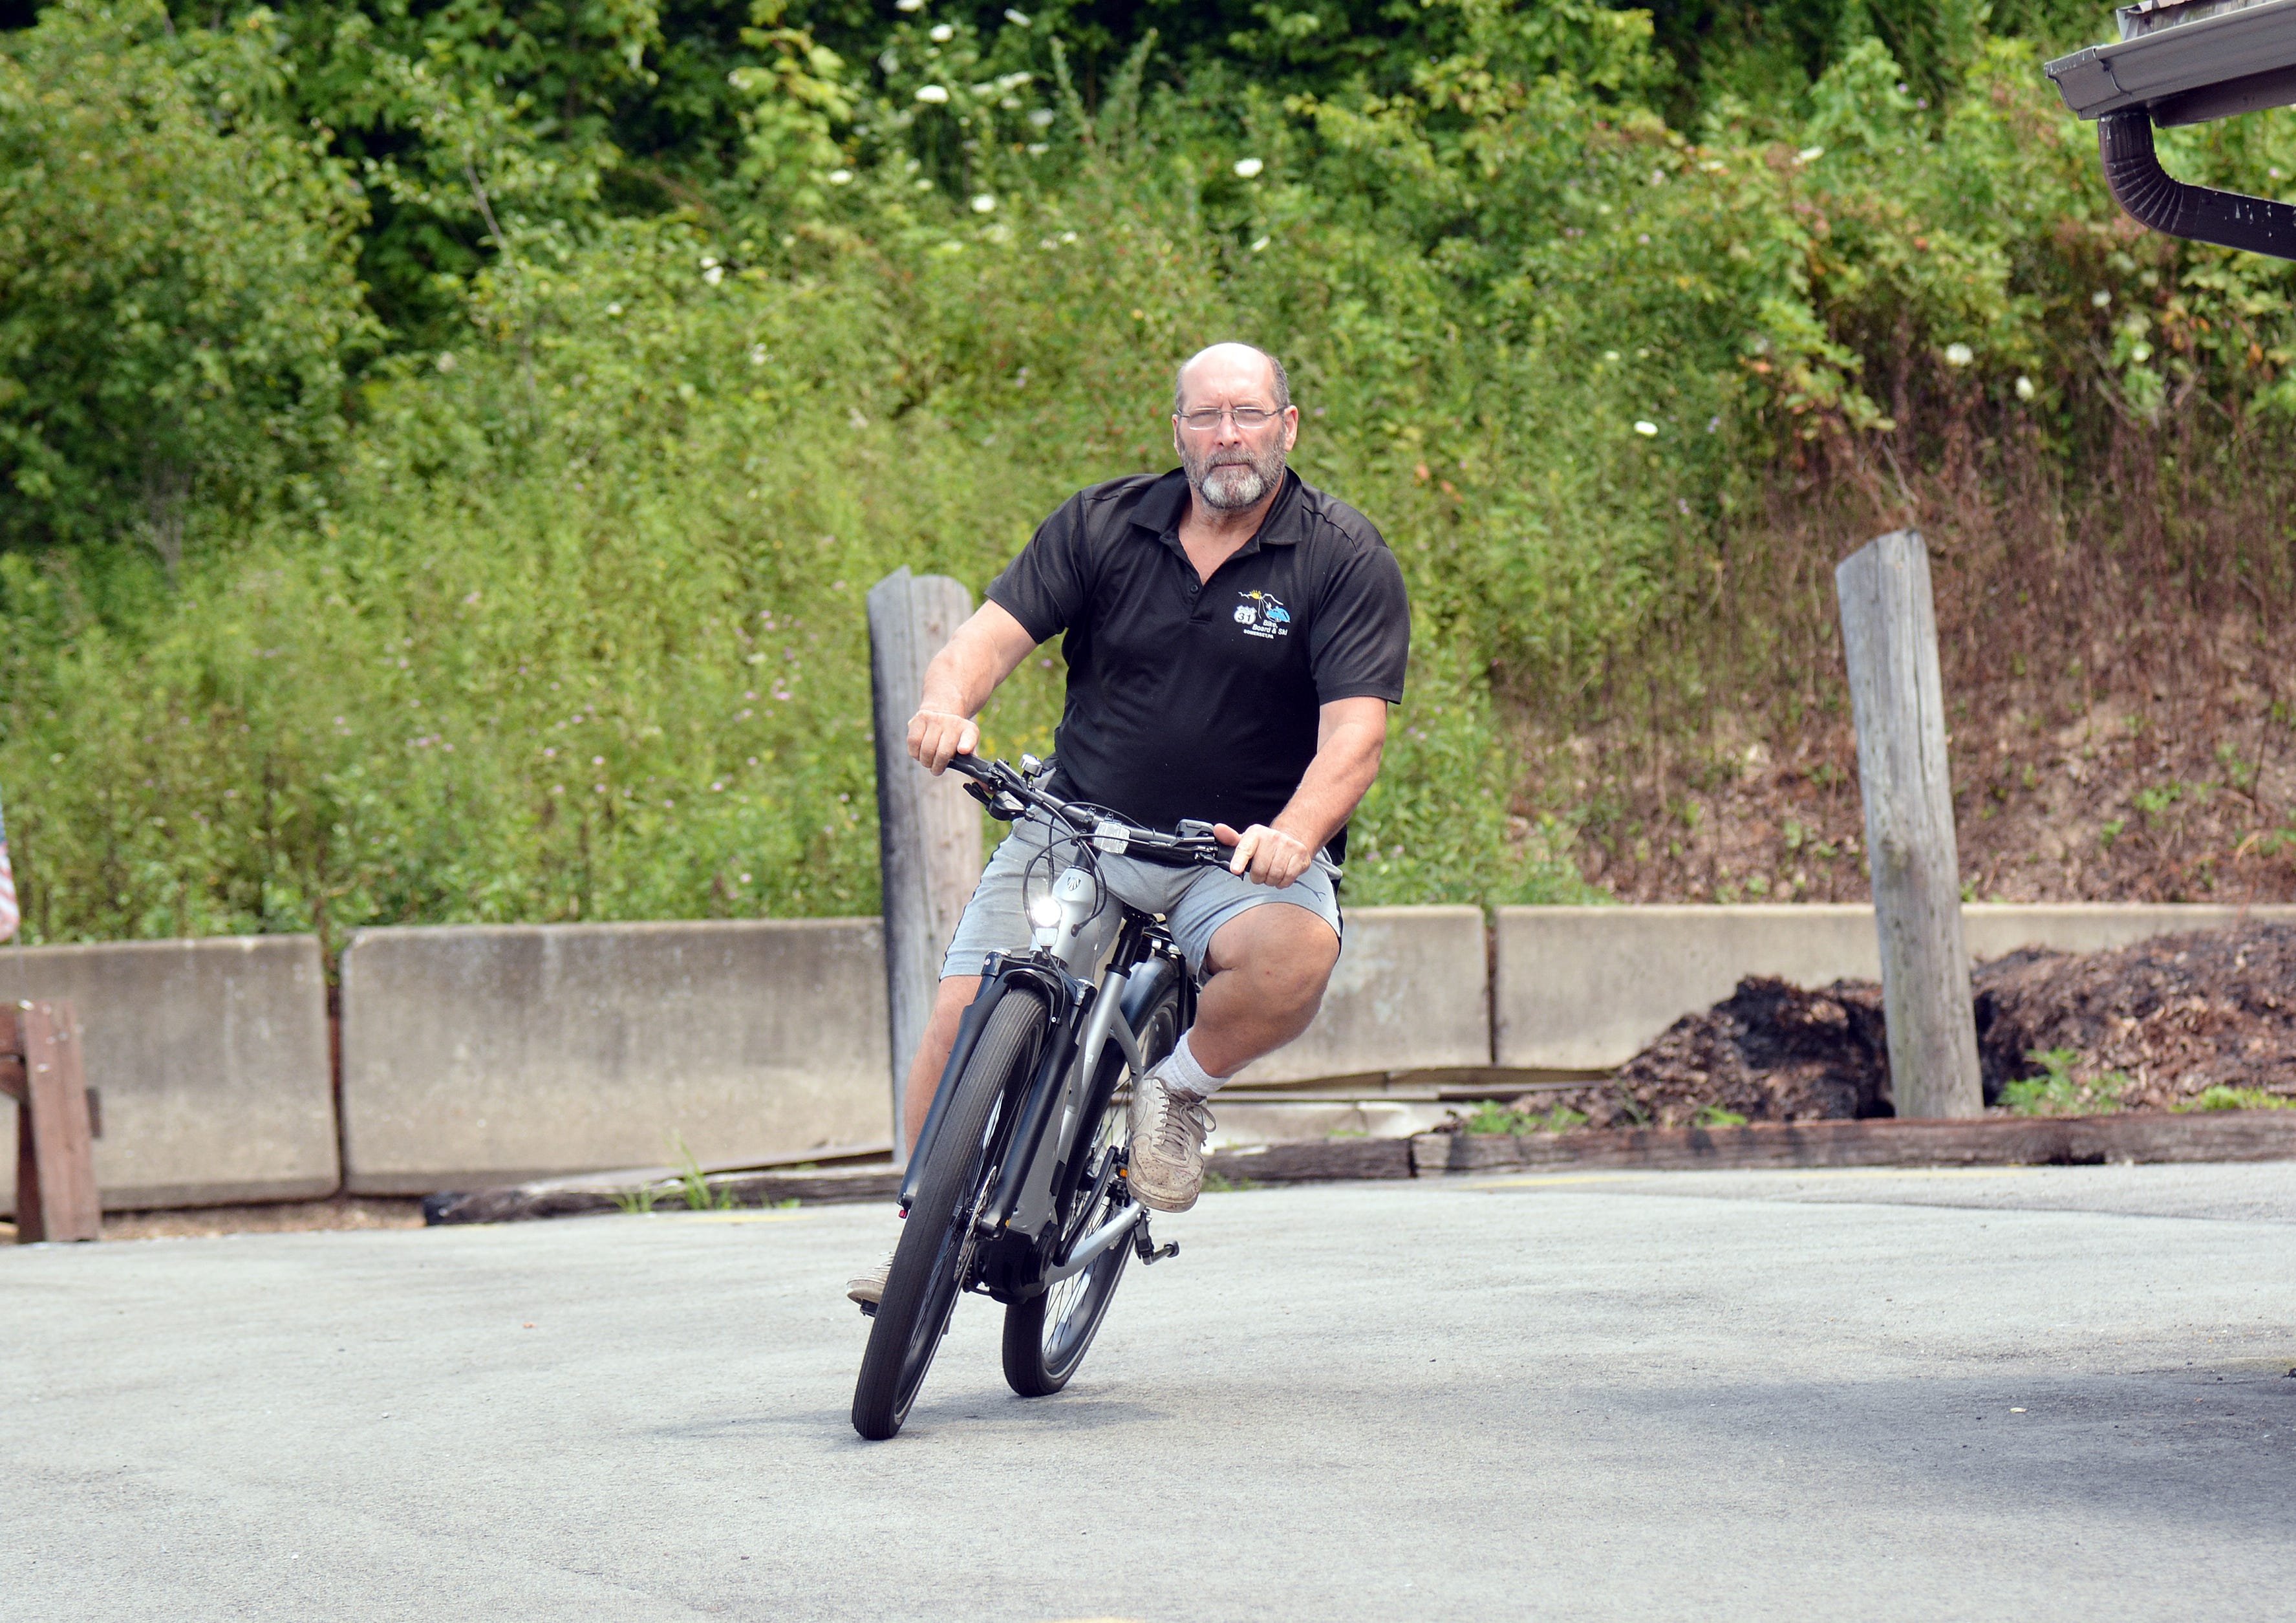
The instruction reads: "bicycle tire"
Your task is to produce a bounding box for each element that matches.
[852,985,1046,1441]
[1000,975,1182,1398]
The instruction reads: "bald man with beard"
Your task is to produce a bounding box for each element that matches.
[850,342,1410,1306]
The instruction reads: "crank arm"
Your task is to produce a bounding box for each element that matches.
[1043,1205,1145,1284]
[1132,1222,1179,1266]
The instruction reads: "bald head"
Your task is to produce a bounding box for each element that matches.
[1173,343,1291,416]
[1170,342,1298,513]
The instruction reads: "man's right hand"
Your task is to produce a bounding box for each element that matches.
[908,707,980,773]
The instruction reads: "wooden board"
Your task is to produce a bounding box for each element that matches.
[1207,1138,1415,1184]
[1411,1111,2296,1176]
[428,1139,1415,1224]
[11,1002,100,1243]
[427,1164,903,1225]
[425,1111,2296,1225]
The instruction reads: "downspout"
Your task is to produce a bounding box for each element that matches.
[2099,107,2296,259]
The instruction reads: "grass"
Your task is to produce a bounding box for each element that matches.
[1998,1048,2131,1117]
[2175,1086,2296,1113]
[1459,1099,1592,1135]
[1199,1170,1262,1194]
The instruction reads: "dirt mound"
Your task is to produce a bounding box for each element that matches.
[1531,977,1892,1130]
[1503,923,2296,1128]
[1974,925,2296,1108]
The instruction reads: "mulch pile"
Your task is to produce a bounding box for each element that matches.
[1503,923,2296,1129]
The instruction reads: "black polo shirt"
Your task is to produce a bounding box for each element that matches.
[985,468,1409,854]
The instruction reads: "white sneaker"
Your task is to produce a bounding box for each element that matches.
[1128,1063,1215,1213]
[846,1250,893,1307]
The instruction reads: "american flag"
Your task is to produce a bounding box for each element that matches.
[0,789,19,942]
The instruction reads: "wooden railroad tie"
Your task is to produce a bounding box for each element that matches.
[0,1000,99,1243]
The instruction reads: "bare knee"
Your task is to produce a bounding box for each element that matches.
[1208,908,1339,1018]
[1260,951,1334,1023]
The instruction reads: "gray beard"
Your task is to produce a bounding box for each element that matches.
[1185,445,1285,511]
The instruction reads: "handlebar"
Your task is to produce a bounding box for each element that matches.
[942,753,1229,869]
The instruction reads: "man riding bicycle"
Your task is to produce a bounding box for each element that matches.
[849,341,1409,1306]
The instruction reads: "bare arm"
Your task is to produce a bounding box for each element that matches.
[1218,696,1388,886]
[907,601,1040,772]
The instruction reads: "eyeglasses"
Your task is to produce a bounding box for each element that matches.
[1175,405,1281,431]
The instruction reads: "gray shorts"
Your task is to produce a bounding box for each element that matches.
[941,810,1343,982]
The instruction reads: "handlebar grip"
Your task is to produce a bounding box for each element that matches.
[943,753,994,784]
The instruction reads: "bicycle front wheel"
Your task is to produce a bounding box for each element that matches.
[852,985,1046,1441]
[1001,973,1183,1398]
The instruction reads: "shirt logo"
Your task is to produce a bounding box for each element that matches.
[1234,589,1291,640]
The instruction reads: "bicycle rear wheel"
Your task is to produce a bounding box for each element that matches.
[1001,975,1183,1398]
[852,985,1045,1441]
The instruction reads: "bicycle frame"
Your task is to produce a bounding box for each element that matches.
[899,914,1188,1305]
[852,753,1223,1435]
[897,755,1208,1305]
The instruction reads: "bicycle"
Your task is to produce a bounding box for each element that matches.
[850,751,1227,1441]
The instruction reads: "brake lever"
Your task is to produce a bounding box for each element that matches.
[961,779,1029,821]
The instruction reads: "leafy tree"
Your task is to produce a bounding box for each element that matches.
[0,0,376,558]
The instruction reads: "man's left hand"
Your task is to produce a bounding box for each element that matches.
[1214,822,1316,888]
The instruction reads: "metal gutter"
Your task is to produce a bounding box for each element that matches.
[2046,0,2296,121]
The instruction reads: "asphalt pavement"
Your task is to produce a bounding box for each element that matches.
[5,1163,2295,1621]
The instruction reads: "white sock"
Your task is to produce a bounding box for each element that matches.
[1161,1031,1231,1100]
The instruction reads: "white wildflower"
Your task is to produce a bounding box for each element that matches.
[1234,157,1264,178]
[916,84,949,103]
[2015,375,2036,401]
[1634,420,1658,436]
[972,193,996,213]
[1944,342,1973,367]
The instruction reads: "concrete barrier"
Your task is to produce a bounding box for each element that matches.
[339,919,891,1194]
[1494,902,2296,1071]
[0,936,335,1214]
[1235,904,1491,1085]
[28,899,2286,1212]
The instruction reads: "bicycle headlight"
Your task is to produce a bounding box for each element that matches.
[1027,895,1064,929]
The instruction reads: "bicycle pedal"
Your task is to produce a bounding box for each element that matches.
[1132,1227,1179,1265]
[857,1301,877,1318]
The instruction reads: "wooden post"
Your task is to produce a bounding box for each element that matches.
[868,569,984,1168]
[1,1000,100,1241]
[1836,530,1983,1119]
